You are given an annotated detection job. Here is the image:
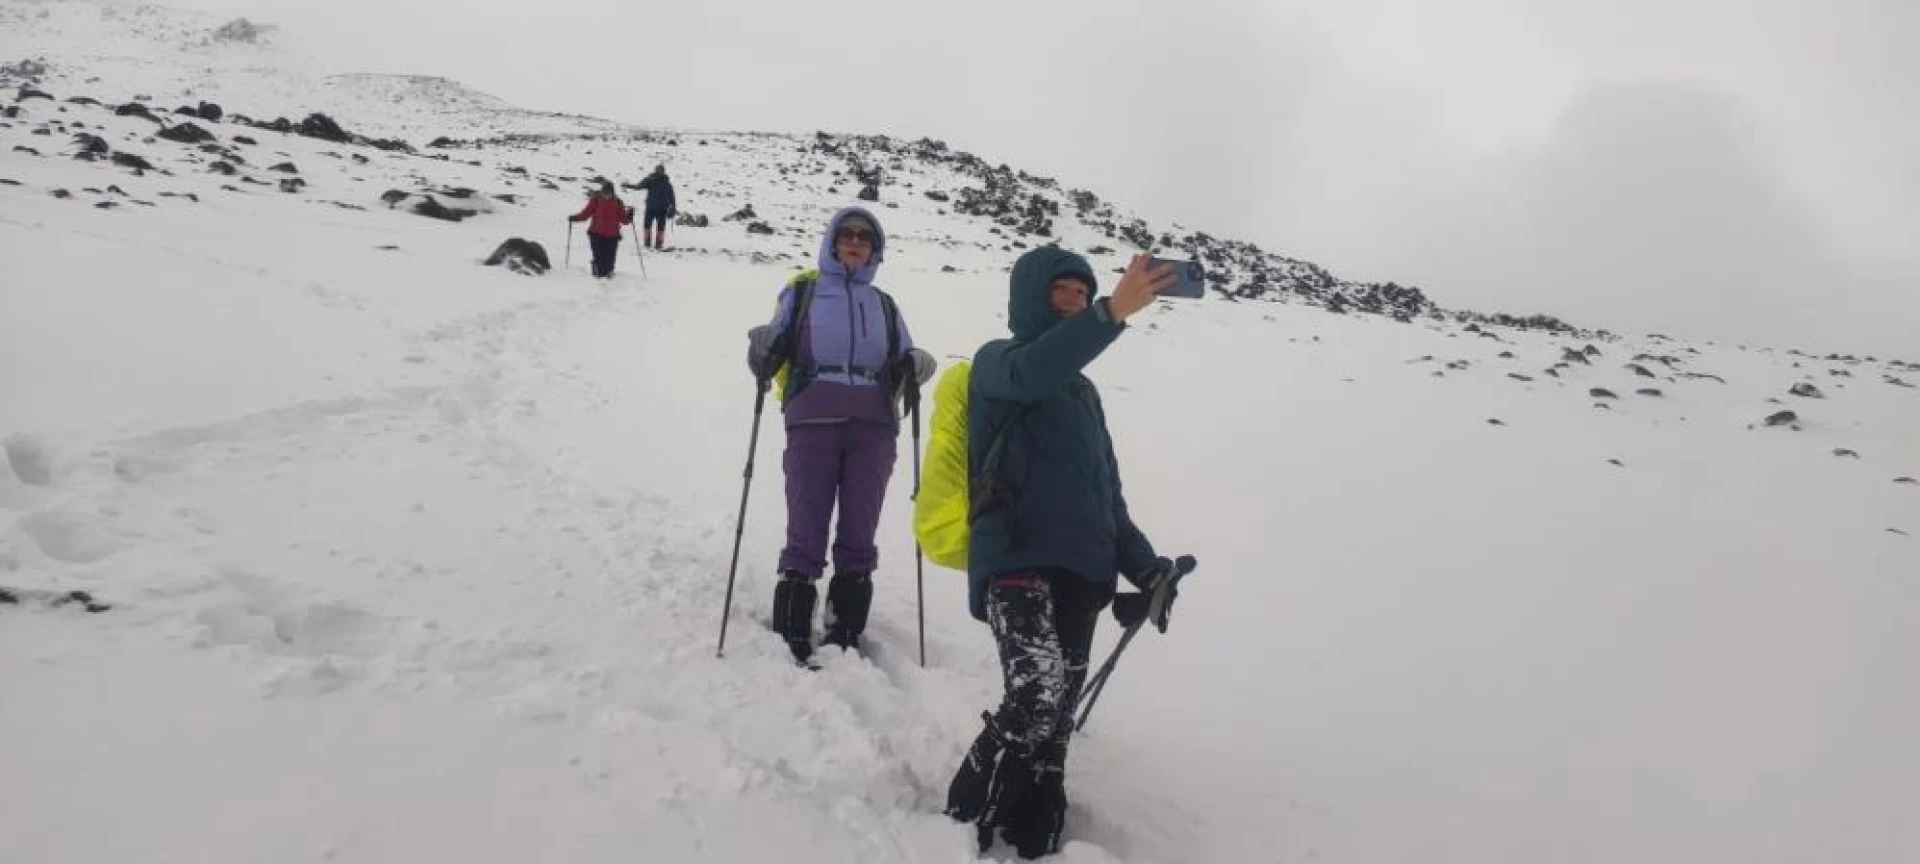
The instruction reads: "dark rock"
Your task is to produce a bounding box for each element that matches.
[380,189,410,207]
[941,265,958,273]
[157,122,215,144]
[924,190,950,202]
[195,101,223,122]
[724,203,757,222]
[110,151,153,170]
[1590,388,1618,399]
[1626,363,1656,378]
[212,18,268,43]
[1762,410,1798,428]
[1561,346,1592,365]
[157,192,200,203]
[857,183,880,201]
[17,88,53,102]
[2,105,17,118]
[208,161,238,175]
[232,135,257,145]
[675,212,710,227]
[0,178,18,186]
[11,145,38,155]
[1582,344,1602,358]
[329,201,365,211]
[746,221,776,235]
[277,178,305,193]
[435,186,475,199]
[1636,388,1663,397]
[66,96,100,106]
[1833,449,1860,459]
[94,201,118,209]
[411,196,475,222]
[1498,351,1515,358]
[1508,373,1534,382]
[1896,477,1917,485]
[1680,372,1727,384]
[491,194,519,205]
[1486,418,1506,426]
[482,238,551,275]
[4,58,50,77]
[269,161,299,173]
[1885,376,1915,388]
[296,113,349,144]
[1788,383,1825,399]
[50,188,71,199]
[1608,459,1624,467]
[114,102,160,123]
[1087,245,1114,255]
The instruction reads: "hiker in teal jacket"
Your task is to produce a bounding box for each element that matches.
[944,246,1183,859]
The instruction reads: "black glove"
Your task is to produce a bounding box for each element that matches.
[1112,556,1182,632]
[1111,591,1151,629]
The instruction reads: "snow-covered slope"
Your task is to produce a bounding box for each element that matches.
[4,3,1917,863]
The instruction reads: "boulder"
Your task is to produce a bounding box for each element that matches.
[483,238,551,275]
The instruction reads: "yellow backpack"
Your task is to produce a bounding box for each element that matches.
[913,361,975,570]
[913,360,1033,571]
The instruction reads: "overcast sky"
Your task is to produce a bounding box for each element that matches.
[183,0,1916,355]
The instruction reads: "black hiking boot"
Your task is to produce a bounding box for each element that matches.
[822,571,872,651]
[946,712,1039,853]
[771,572,817,666]
[1000,740,1068,858]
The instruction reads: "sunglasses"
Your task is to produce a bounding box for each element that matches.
[835,227,875,244]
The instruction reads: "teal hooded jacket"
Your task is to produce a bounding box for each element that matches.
[965,246,1160,621]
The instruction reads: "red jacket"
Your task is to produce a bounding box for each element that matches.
[572,196,632,237]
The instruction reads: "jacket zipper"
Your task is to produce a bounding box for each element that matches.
[846,273,859,377]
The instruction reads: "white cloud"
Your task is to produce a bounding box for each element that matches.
[175,0,1917,353]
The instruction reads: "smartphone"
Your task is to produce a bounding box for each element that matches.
[1148,257,1206,299]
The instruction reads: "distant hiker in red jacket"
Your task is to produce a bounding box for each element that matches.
[568,181,633,278]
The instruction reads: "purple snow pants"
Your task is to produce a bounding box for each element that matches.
[779,419,899,577]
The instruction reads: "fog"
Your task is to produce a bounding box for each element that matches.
[178,0,1917,354]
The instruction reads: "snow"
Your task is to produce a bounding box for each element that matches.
[4,2,1918,862]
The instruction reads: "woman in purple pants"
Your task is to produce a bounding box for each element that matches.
[746,206,935,663]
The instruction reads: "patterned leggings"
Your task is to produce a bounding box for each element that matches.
[983,570,1113,750]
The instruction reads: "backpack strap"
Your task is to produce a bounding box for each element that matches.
[776,274,818,399]
[969,401,1034,549]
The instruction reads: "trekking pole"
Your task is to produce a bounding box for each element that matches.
[564,221,573,270]
[628,220,647,279]
[1075,554,1197,732]
[716,378,772,658]
[907,378,926,668]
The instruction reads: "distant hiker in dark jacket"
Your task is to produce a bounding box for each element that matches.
[635,164,676,250]
[943,246,1182,859]
[568,181,633,278]
[744,206,935,663]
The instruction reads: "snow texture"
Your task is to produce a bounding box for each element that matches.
[2,2,1917,863]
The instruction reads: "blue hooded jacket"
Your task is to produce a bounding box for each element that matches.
[965,246,1159,621]
[759,206,916,428]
